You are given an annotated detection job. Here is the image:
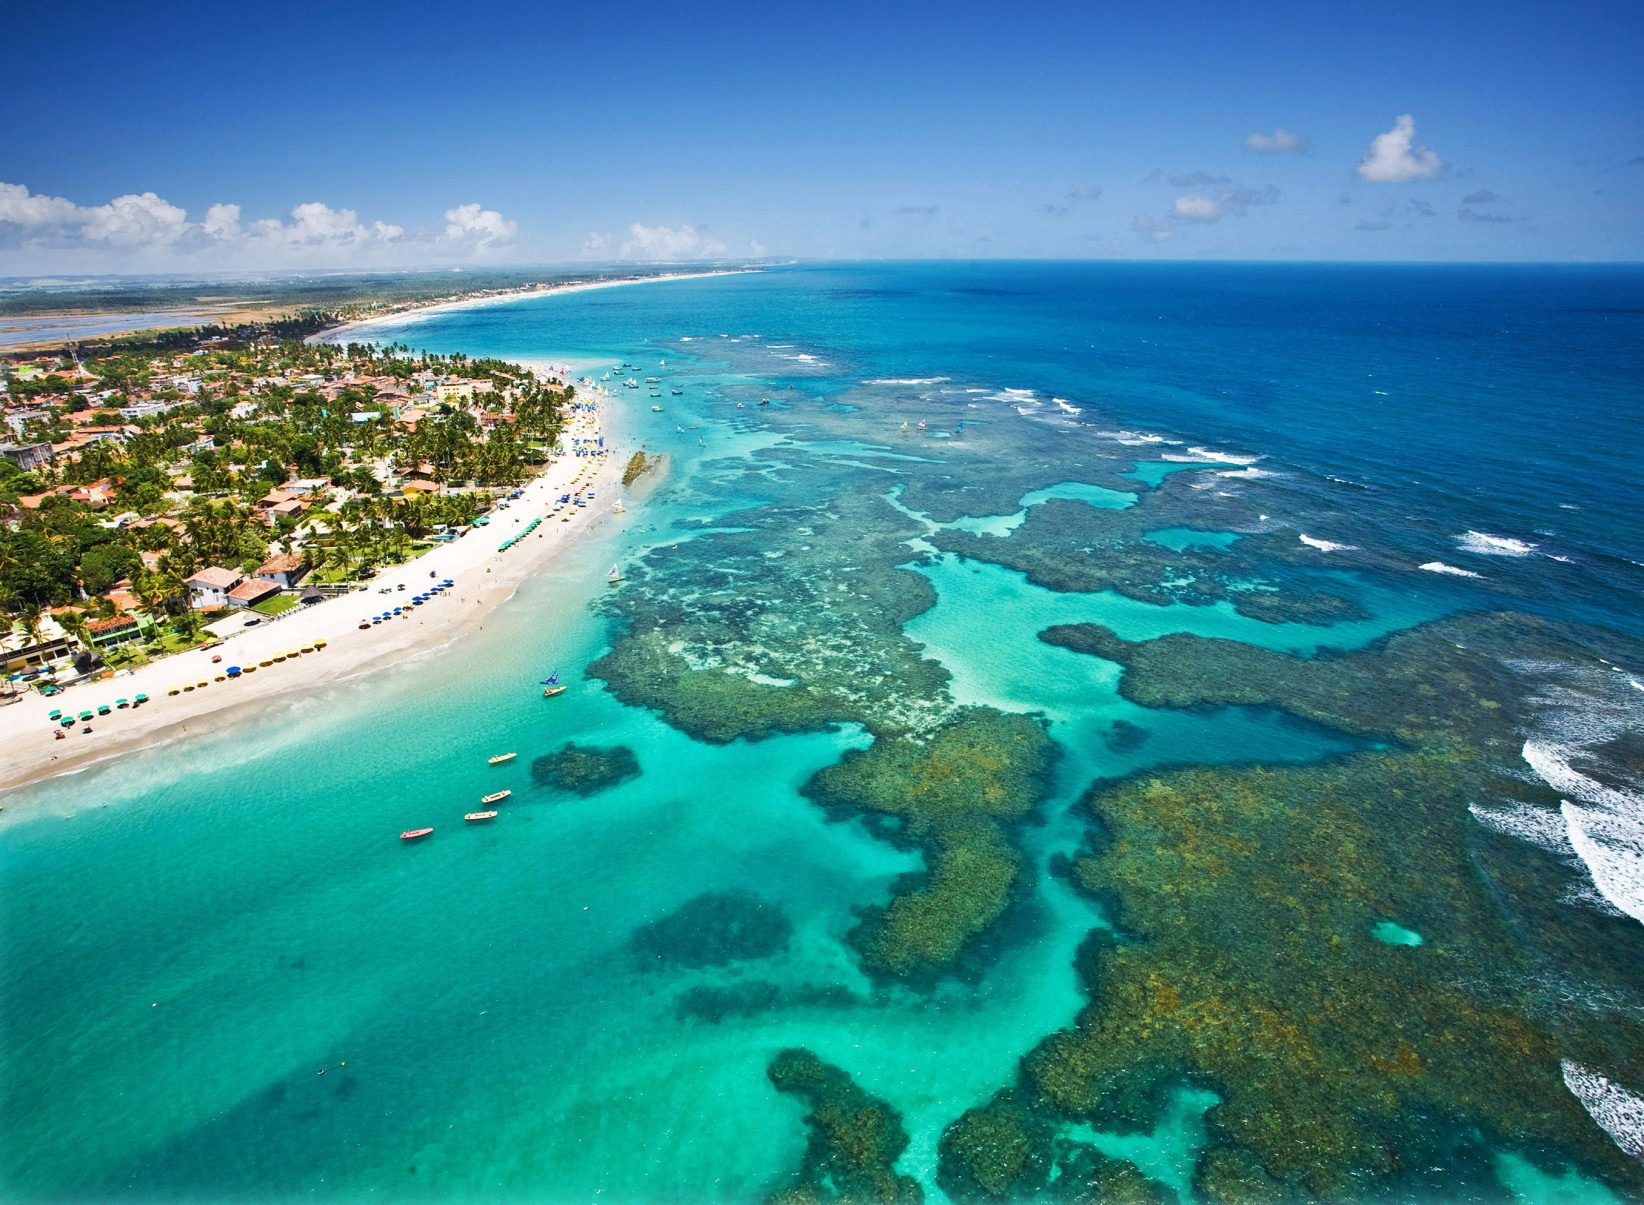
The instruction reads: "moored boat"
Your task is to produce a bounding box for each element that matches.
[464,810,498,822]
[481,790,511,804]
[543,684,566,698]
[488,752,517,765]
[400,827,434,841]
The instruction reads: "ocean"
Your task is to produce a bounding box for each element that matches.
[3,262,1642,1202]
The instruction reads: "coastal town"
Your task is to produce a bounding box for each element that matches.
[0,316,590,704]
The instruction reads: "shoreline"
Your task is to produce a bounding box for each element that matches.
[0,381,626,798]
[310,267,760,345]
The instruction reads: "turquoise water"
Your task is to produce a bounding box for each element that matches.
[4,264,1644,1201]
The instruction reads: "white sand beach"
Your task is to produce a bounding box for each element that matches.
[0,392,626,796]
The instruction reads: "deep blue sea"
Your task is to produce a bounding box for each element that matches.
[3,263,1643,1202]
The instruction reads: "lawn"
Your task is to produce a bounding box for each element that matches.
[252,593,299,617]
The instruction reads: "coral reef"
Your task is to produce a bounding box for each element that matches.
[766,1048,923,1205]
[960,613,1644,1198]
[530,742,641,797]
[802,708,1056,982]
[630,890,793,969]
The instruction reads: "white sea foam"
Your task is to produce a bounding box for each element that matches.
[1468,801,1572,852]
[1519,674,1644,926]
[1217,467,1275,480]
[1016,406,1036,415]
[864,377,950,386]
[1052,398,1082,414]
[1457,530,1538,557]
[1419,561,1484,579]
[1562,1061,1644,1159]
[1095,428,1174,446]
[1298,534,1357,552]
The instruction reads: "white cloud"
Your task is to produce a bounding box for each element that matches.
[1172,193,1223,222]
[0,181,188,247]
[442,203,517,250]
[241,202,403,252]
[1246,128,1308,154]
[0,181,79,232]
[749,239,767,256]
[0,179,519,268]
[581,231,613,258]
[1132,215,1174,242]
[617,222,728,260]
[1069,182,1103,200]
[1169,185,1279,223]
[201,202,242,240]
[1356,115,1446,183]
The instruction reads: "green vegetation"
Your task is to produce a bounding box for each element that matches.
[530,742,641,797]
[766,1048,923,1205]
[630,890,792,968]
[251,594,298,617]
[2,326,570,669]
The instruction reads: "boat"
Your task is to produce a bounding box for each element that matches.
[608,564,624,584]
[488,752,517,765]
[736,401,745,408]
[612,500,625,513]
[652,404,663,412]
[400,827,433,841]
[757,398,770,406]
[465,811,498,822]
[481,790,511,805]
[671,388,683,395]
[543,684,566,697]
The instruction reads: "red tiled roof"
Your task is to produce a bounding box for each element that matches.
[186,567,242,589]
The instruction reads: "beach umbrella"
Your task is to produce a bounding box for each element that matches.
[48,709,61,719]
[79,710,93,720]
[135,693,147,702]
[115,698,128,707]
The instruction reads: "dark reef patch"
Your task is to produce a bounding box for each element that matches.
[938,1089,1173,1203]
[630,890,793,969]
[675,979,858,1023]
[766,1047,923,1204]
[530,742,641,797]
[802,708,1056,983]
[935,612,1644,1199]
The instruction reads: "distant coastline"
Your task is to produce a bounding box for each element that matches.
[312,267,762,346]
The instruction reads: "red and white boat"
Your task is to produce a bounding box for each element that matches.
[400,827,434,841]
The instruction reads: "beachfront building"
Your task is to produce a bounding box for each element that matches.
[226,578,280,609]
[184,567,243,610]
[253,552,309,589]
[84,613,157,651]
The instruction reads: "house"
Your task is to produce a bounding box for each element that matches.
[0,442,53,472]
[184,566,243,609]
[226,578,280,609]
[399,478,442,497]
[85,613,157,649]
[254,552,309,589]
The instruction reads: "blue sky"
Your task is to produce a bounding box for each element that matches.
[2,0,1640,270]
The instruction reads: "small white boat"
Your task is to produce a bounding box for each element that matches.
[481,790,511,805]
[465,811,497,822]
[608,564,624,584]
[612,500,626,513]
[488,752,517,765]
[652,404,663,412]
